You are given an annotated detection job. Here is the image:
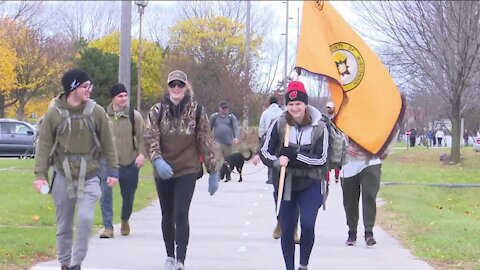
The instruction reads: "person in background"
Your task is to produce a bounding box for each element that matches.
[209,100,240,171]
[99,83,146,239]
[341,127,397,247]
[409,128,416,147]
[33,68,118,270]
[436,128,445,147]
[260,81,328,270]
[144,70,218,270]
[463,129,469,146]
[427,129,435,147]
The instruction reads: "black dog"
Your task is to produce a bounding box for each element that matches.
[220,150,253,182]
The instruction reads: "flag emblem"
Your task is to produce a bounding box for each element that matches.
[330,42,365,91]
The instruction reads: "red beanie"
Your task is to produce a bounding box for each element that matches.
[286,81,308,105]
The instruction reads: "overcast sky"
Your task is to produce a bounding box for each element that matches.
[1,0,360,94]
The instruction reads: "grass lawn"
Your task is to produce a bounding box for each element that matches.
[0,159,158,269]
[380,146,480,270]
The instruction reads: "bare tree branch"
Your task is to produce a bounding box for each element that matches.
[354,1,480,162]
[50,1,120,42]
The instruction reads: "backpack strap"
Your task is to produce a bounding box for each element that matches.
[194,104,202,133]
[210,112,218,130]
[129,107,136,150]
[156,102,164,127]
[228,113,234,133]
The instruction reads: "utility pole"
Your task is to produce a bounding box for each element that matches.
[119,1,132,104]
[243,0,251,129]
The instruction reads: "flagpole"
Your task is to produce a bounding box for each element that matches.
[284,0,289,86]
[276,124,291,217]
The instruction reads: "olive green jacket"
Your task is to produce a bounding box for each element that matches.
[106,103,146,166]
[34,94,118,180]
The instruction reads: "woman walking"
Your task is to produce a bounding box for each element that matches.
[260,81,328,270]
[144,70,219,270]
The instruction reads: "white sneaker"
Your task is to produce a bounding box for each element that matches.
[164,257,175,270]
[175,261,186,270]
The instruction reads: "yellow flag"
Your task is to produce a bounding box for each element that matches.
[296,1,403,155]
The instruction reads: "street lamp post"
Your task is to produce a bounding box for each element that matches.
[135,0,148,111]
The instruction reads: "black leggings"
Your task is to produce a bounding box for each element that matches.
[155,173,196,263]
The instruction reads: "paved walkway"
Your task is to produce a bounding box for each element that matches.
[31,163,435,270]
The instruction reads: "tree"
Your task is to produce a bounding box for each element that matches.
[49,1,120,43]
[356,1,480,163]
[77,47,137,108]
[167,16,262,116]
[0,17,70,120]
[0,39,16,117]
[87,32,164,111]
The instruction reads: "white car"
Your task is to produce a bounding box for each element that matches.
[474,137,480,152]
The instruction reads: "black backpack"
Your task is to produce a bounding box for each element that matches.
[129,107,137,149]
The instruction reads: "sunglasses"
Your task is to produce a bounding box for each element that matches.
[221,106,228,110]
[168,80,186,88]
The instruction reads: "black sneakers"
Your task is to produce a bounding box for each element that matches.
[365,231,377,246]
[345,231,357,246]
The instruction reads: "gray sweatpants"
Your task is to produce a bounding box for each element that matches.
[51,170,101,267]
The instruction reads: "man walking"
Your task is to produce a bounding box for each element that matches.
[33,68,118,270]
[99,83,146,238]
[210,100,240,170]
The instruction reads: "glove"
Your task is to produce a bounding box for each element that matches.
[153,158,174,179]
[279,146,298,160]
[208,172,219,195]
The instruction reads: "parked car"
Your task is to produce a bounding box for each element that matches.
[0,118,36,158]
[474,137,480,152]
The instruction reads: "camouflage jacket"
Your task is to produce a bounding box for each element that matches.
[144,94,217,178]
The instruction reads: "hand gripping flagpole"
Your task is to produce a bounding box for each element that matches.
[276,123,291,217]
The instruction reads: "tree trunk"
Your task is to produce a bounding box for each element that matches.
[0,94,5,118]
[16,93,26,121]
[450,101,461,163]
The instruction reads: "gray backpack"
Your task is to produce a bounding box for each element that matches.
[322,115,348,171]
[49,99,101,199]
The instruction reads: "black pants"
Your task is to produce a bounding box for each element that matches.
[409,136,416,147]
[155,173,196,264]
[341,164,381,233]
[437,138,443,147]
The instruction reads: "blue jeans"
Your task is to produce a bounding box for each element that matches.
[100,160,139,229]
[118,161,140,221]
[99,160,113,230]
